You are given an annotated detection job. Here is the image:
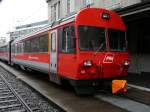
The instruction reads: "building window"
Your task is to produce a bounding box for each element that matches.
[58,1,61,19]
[83,0,86,6]
[51,6,53,22]
[67,0,70,15]
[54,3,57,21]
[67,0,75,15]
[51,3,57,22]
[51,1,61,22]
[83,0,93,7]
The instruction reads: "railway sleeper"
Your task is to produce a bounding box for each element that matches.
[0,99,18,104]
[0,104,22,109]
[0,95,14,99]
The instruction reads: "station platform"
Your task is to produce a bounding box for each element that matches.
[0,61,150,112]
[126,73,150,88]
[0,62,125,112]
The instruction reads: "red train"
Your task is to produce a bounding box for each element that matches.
[0,8,130,94]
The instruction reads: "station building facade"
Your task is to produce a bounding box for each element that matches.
[46,0,150,74]
[9,20,48,41]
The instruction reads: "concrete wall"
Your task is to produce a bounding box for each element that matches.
[47,0,142,23]
[127,21,140,74]
[126,16,150,74]
[121,0,141,7]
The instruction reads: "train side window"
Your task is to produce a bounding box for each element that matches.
[62,26,76,53]
[25,40,31,53]
[22,42,25,53]
[21,42,24,53]
[17,43,21,54]
[39,34,48,52]
[31,37,39,53]
[15,44,17,54]
[0,46,7,52]
[16,44,19,53]
[24,41,27,53]
[11,44,15,53]
[13,45,15,53]
[0,47,2,52]
[51,32,56,52]
[17,44,19,53]
[19,43,22,53]
[0,48,2,52]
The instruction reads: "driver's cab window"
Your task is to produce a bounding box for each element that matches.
[62,25,76,53]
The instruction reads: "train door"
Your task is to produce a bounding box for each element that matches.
[49,30,58,83]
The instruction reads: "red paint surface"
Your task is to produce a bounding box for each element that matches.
[5,8,129,83]
[75,8,125,31]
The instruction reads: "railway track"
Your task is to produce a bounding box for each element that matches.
[1,62,150,112]
[0,72,34,112]
[0,67,64,112]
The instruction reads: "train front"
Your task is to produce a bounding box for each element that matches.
[73,8,130,94]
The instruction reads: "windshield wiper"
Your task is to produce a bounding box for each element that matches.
[94,43,105,56]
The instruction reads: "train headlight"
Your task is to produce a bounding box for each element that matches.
[83,60,93,67]
[102,13,110,20]
[124,60,130,66]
